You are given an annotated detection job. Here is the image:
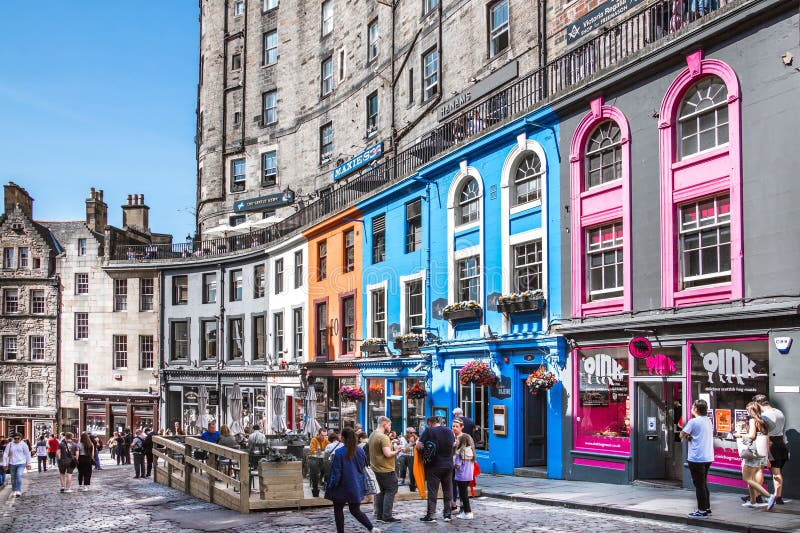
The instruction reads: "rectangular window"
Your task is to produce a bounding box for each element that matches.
[321,0,333,35]
[371,215,386,263]
[293,307,303,359]
[262,150,277,185]
[2,248,12,269]
[77,238,87,256]
[75,313,89,340]
[586,222,624,300]
[254,265,266,298]
[513,240,543,293]
[338,48,345,82]
[367,19,379,62]
[457,256,481,302]
[342,296,355,353]
[1,382,15,406]
[422,48,439,101]
[318,241,327,280]
[230,269,243,301]
[405,199,422,253]
[229,317,244,360]
[294,251,303,288]
[140,278,154,311]
[203,273,217,303]
[366,91,378,136]
[273,312,285,357]
[488,0,510,58]
[253,315,266,360]
[30,289,46,315]
[113,279,127,311]
[263,30,277,64]
[171,321,189,360]
[459,381,489,450]
[29,383,45,408]
[234,0,245,16]
[316,302,328,359]
[139,335,154,369]
[371,289,386,339]
[320,122,333,163]
[231,158,246,192]
[32,257,41,269]
[75,273,89,295]
[113,335,128,369]
[344,230,355,272]
[3,289,18,314]
[18,247,28,268]
[173,275,189,305]
[272,259,284,293]
[263,91,277,125]
[264,0,278,10]
[321,56,333,96]
[423,0,438,15]
[3,336,17,360]
[201,320,217,361]
[405,279,423,332]
[230,215,245,227]
[75,364,88,391]
[29,335,45,360]
[231,52,242,70]
[679,195,731,289]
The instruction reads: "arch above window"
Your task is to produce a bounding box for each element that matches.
[513,153,544,206]
[457,177,481,225]
[677,76,729,159]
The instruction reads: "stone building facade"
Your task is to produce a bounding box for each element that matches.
[196,0,544,234]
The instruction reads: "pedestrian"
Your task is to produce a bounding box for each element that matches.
[309,427,329,497]
[92,434,103,470]
[0,436,6,487]
[77,432,95,491]
[324,427,382,533]
[108,433,116,462]
[2,433,32,496]
[115,432,124,465]
[754,394,788,505]
[416,416,455,523]
[452,407,475,439]
[680,399,714,518]
[56,432,79,493]
[131,429,146,479]
[397,428,417,489]
[47,433,59,466]
[452,419,476,520]
[36,435,49,472]
[736,402,777,509]
[369,416,400,524]
[143,428,154,477]
[123,429,133,465]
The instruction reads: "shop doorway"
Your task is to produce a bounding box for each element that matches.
[8,419,26,438]
[522,381,547,467]
[634,381,683,480]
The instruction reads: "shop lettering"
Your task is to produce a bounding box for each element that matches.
[702,349,757,385]
[646,353,676,376]
[582,353,625,384]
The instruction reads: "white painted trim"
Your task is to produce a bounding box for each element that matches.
[366,280,389,340]
[454,245,480,261]
[509,227,543,246]
[399,271,426,334]
[510,200,542,216]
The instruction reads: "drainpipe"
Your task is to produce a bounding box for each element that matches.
[391,0,397,152]
[158,270,166,429]
[218,263,226,407]
[540,0,548,97]
[54,275,62,434]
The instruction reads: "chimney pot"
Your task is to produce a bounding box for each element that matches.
[140,194,145,205]
[127,194,133,205]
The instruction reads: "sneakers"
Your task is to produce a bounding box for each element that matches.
[456,512,474,520]
[64,489,73,493]
[12,491,21,497]
[742,501,766,508]
[767,493,777,511]
[741,495,766,503]
[381,517,401,523]
[370,528,382,533]
[687,510,708,518]
[443,516,452,522]
[420,516,436,523]
[60,488,65,493]
[776,497,786,505]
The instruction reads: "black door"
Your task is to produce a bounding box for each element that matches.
[523,381,547,467]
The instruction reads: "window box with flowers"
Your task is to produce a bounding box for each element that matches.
[393,333,425,355]
[405,382,427,400]
[525,365,558,395]
[442,301,482,322]
[496,290,545,314]
[338,385,365,403]
[360,338,386,356]
[458,360,498,387]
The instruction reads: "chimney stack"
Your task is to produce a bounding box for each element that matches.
[86,187,108,233]
[121,193,150,232]
[3,182,34,218]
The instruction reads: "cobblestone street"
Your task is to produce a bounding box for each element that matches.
[1,457,721,533]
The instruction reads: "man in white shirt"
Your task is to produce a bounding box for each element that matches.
[680,399,715,518]
[754,394,788,505]
[2,433,32,496]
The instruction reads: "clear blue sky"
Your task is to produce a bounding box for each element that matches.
[0,1,199,241]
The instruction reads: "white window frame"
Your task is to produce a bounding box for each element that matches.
[263,91,277,124]
[321,0,333,36]
[321,56,334,96]
[234,0,245,17]
[1,382,15,407]
[586,221,624,300]
[400,272,425,334]
[263,30,277,65]
[29,382,45,408]
[488,0,510,58]
[262,150,277,185]
[678,77,729,160]
[273,311,285,357]
[263,0,278,10]
[29,335,45,361]
[367,19,379,63]
[422,48,438,101]
[292,306,304,360]
[231,158,246,192]
[678,195,732,289]
[366,280,388,340]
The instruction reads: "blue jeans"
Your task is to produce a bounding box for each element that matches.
[0,468,5,485]
[9,463,25,492]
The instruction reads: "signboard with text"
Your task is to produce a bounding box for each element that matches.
[566,0,646,45]
[332,142,383,181]
[233,190,295,213]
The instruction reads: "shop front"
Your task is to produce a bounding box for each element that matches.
[302,361,360,433]
[0,410,56,440]
[355,357,428,434]
[77,390,159,441]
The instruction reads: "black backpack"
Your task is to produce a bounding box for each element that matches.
[422,439,438,465]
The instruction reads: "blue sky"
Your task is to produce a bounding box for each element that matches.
[0,2,199,241]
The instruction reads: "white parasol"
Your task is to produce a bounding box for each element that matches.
[303,385,322,437]
[272,386,287,434]
[229,383,244,434]
[197,385,209,431]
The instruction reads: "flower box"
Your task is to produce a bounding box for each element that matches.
[496,291,546,314]
[442,301,482,322]
[393,334,425,355]
[338,385,365,403]
[360,340,386,356]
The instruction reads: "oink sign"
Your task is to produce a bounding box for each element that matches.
[582,353,625,384]
[566,0,646,44]
[702,348,759,385]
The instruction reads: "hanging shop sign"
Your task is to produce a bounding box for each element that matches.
[566,0,646,45]
[332,142,383,181]
[233,190,295,213]
[490,375,512,400]
[628,337,652,359]
[436,61,519,121]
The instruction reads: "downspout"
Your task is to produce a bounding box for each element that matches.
[54,275,62,434]
[158,269,166,429]
[240,4,247,150]
[218,263,226,406]
[540,0,548,97]
[391,0,397,153]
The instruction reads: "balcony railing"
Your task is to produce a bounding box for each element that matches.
[113,0,742,263]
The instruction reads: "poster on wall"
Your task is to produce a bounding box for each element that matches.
[734,409,748,434]
[714,409,731,433]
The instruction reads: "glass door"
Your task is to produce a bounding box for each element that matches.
[634,380,683,480]
[387,379,403,433]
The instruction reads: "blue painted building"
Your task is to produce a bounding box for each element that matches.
[356,106,566,478]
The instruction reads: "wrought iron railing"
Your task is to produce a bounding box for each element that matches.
[113,0,741,262]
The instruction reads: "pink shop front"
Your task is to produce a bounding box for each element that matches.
[566,336,776,492]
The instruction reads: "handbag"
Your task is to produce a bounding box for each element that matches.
[737,437,758,459]
[362,465,378,495]
[754,434,769,458]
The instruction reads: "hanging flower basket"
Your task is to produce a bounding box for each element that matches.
[525,365,558,395]
[393,333,425,354]
[458,360,498,387]
[338,385,365,403]
[406,382,427,400]
[443,301,482,322]
[360,338,386,356]
[368,384,385,402]
[497,290,546,314]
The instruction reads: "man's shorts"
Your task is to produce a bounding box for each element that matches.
[770,437,789,469]
[58,461,76,474]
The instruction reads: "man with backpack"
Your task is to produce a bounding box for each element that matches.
[56,432,79,493]
[416,416,455,523]
[131,429,146,479]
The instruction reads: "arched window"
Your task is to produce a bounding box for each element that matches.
[678,76,729,159]
[458,178,480,225]
[513,153,543,206]
[585,120,622,189]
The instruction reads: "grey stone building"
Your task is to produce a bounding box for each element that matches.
[195,0,544,235]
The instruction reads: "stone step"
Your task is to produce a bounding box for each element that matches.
[513,466,548,479]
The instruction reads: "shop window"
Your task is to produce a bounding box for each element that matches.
[85,406,106,436]
[632,347,683,377]
[689,338,768,469]
[367,378,386,433]
[459,381,489,450]
[574,346,630,455]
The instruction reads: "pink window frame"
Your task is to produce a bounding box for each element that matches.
[659,51,743,308]
[570,98,632,317]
